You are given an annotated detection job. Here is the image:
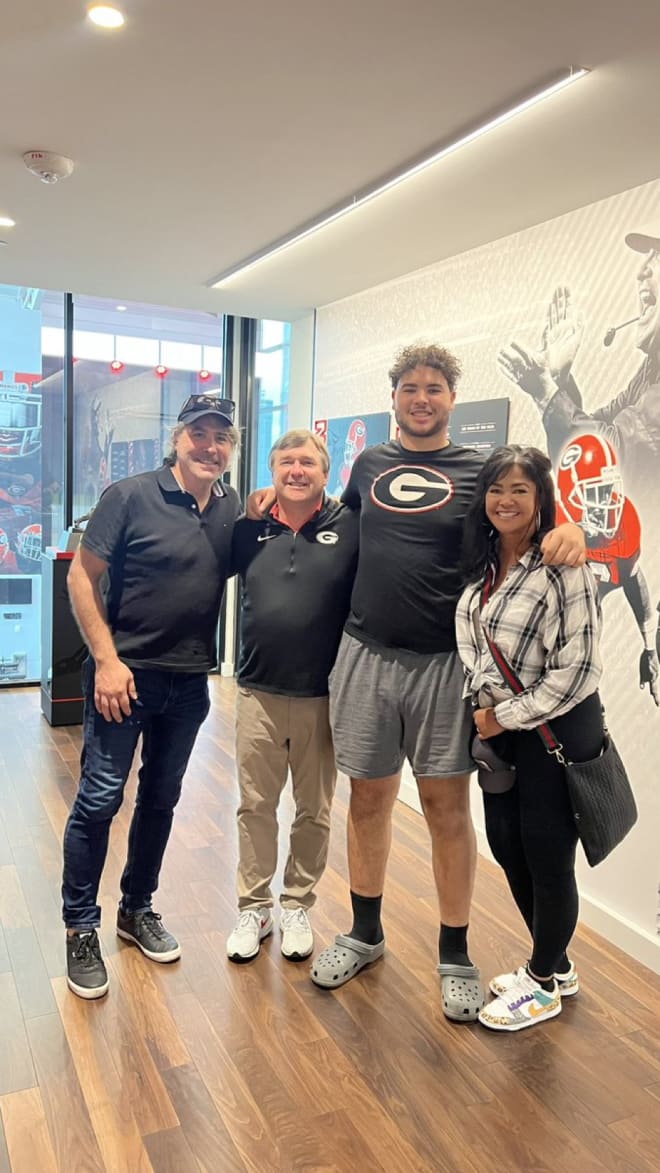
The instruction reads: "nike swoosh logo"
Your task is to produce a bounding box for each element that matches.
[529,1002,553,1018]
[528,994,558,1017]
[257,534,278,542]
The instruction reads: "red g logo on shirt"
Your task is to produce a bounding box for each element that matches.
[370,465,455,512]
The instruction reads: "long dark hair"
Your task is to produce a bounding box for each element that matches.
[461,445,556,584]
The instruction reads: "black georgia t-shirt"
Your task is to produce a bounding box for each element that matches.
[342,440,483,654]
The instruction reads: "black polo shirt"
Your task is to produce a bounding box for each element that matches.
[231,498,359,697]
[81,465,241,671]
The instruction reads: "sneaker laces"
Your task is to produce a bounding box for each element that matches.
[139,910,168,939]
[281,907,309,929]
[73,930,101,964]
[504,968,552,1008]
[236,909,263,932]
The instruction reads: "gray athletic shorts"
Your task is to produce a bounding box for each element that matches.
[329,633,473,779]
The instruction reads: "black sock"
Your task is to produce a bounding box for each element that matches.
[439,924,472,968]
[554,952,570,975]
[526,964,556,992]
[349,892,384,945]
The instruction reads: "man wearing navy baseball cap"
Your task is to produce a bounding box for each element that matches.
[62,393,241,999]
[177,392,236,427]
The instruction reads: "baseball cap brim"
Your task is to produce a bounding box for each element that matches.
[625,224,660,253]
[178,406,234,426]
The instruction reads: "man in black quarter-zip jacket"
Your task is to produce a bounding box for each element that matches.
[226,428,359,965]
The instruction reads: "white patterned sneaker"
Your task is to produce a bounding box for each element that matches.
[552,961,579,996]
[280,907,313,960]
[490,961,579,998]
[227,908,273,961]
[479,970,561,1032]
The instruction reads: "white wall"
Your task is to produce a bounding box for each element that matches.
[287,312,316,428]
[314,175,660,973]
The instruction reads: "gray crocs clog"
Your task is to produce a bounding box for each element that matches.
[437,963,485,1022]
[311,934,385,989]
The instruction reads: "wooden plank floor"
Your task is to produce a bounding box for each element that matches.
[0,678,659,1172]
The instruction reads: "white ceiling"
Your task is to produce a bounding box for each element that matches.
[1,1,660,321]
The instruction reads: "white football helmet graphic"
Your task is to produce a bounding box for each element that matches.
[16,522,42,563]
[0,385,42,460]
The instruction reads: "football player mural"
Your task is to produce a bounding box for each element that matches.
[316,412,392,498]
[339,418,367,489]
[556,433,660,705]
[497,224,660,499]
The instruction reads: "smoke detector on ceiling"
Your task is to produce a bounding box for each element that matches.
[23,150,75,184]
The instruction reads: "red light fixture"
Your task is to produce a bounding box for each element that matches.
[198,369,211,381]
[155,364,168,377]
[110,359,124,373]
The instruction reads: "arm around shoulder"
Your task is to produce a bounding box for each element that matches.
[540,520,586,567]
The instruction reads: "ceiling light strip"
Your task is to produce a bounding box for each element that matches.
[209,66,588,288]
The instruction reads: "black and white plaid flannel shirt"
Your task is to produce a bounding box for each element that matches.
[455,546,602,731]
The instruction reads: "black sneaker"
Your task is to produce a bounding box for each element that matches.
[66,929,109,999]
[116,908,181,962]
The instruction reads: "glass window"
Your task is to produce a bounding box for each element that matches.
[71,297,224,520]
[0,284,65,684]
[115,335,159,366]
[251,320,291,491]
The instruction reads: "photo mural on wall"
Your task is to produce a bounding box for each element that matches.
[314,412,392,497]
[493,233,660,934]
[554,433,659,707]
[313,176,660,946]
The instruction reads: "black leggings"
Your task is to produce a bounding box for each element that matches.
[483,692,604,977]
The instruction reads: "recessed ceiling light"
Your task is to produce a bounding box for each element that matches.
[88,5,125,29]
[116,304,127,311]
[0,216,16,228]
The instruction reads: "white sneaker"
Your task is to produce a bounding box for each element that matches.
[552,960,579,996]
[227,908,273,961]
[490,960,579,998]
[280,907,313,960]
[479,970,562,1033]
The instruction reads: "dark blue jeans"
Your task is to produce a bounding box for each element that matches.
[62,659,210,929]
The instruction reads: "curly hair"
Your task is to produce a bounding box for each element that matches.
[388,343,462,391]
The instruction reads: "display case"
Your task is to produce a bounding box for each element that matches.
[40,550,85,725]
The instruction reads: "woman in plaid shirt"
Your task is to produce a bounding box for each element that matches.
[455,445,604,1033]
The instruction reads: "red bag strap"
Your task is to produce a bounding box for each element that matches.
[479,573,565,761]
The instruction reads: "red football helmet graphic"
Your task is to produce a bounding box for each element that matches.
[343,419,367,465]
[557,434,624,539]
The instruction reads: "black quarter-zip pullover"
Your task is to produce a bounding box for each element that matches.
[231,498,359,696]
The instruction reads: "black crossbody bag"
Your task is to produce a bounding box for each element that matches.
[481,628,637,867]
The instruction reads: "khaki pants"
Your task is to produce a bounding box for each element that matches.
[235,687,337,910]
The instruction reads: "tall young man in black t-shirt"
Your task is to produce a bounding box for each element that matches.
[62,395,241,999]
[310,344,585,1020]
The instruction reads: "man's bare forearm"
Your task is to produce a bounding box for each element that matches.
[68,559,118,665]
